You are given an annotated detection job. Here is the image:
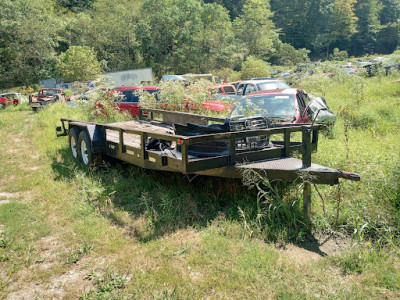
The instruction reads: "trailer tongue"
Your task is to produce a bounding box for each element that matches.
[56,108,360,218]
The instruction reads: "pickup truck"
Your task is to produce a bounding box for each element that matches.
[29,88,66,111]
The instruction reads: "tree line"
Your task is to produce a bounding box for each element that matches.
[0,0,399,89]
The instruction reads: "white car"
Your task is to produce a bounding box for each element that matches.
[0,92,28,103]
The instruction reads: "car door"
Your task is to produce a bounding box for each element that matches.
[243,84,256,95]
[296,90,310,123]
[117,89,140,116]
[236,83,246,96]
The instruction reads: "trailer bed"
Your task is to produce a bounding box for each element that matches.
[56,111,360,217]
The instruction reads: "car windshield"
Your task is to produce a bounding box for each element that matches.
[231,94,296,119]
[118,89,159,103]
[257,81,290,90]
[43,90,60,95]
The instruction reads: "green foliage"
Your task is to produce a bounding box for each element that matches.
[233,0,278,58]
[138,80,231,116]
[240,56,271,79]
[137,0,235,75]
[204,0,245,20]
[240,169,308,243]
[1,74,400,298]
[56,46,101,82]
[57,0,95,11]
[214,67,241,82]
[82,271,127,299]
[313,0,358,56]
[269,42,311,66]
[329,48,349,61]
[0,0,62,89]
[63,241,93,264]
[351,0,383,54]
[2,0,400,88]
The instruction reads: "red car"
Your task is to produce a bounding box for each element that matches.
[0,93,19,108]
[229,88,326,124]
[99,85,232,117]
[96,85,160,116]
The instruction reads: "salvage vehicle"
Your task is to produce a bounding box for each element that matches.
[29,88,66,111]
[95,85,160,117]
[215,79,291,102]
[208,84,236,96]
[56,108,359,218]
[97,85,233,117]
[0,93,25,108]
[230,88,336,125]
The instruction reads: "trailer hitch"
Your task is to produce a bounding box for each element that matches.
[337,170,361,181]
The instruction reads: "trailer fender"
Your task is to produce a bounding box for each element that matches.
[86,124,106,153]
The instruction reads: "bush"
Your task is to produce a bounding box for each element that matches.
[240,56,271,79]
[269,43,310,66]
[56,46,101,82]
[329,48,349,61]
[137,80,231,117]
[214,68,241,82]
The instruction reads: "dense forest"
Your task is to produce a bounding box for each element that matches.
[0,0,399,88]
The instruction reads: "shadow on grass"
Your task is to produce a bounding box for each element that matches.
[51,147,328,254]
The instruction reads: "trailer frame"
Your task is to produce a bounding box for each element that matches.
[56,109,360,218]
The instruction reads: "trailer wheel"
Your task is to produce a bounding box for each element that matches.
[0,103,5,109]
[68,127,80,160]
[78,130,102,167]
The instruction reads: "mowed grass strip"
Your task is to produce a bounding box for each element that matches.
[0,73,399,299]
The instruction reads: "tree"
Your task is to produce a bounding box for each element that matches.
[375,0,400,53]
[56,46,101,82]
[56,0,95,11]
[240,56,271,79]
[233,0,278,58]
[59,0,143,72]
[0,0,62,88]
[313,0,357,57]
[270,0,322,51]
[269,42,310,66]
[136,0,235,75]
[203,0,245,20]
[197,3,236,71]
[350,0,383,55]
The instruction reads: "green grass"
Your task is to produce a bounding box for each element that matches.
[0,74,399,298]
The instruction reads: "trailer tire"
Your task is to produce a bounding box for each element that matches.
[68,127,80,160]
[78,130,102,167]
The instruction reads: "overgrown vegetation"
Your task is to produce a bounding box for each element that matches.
[1,0,399,89]
[0,70,399,298]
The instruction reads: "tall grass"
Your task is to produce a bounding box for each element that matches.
[1,72,400,299]
[292,71,400,242]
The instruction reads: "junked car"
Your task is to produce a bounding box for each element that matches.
[172,88,336,157]
[95,85,160,117]
[214,78,291,102]
[97,85,234,117]
[29,88,66,111]
[230,88,336,125]
[0,92,27,108]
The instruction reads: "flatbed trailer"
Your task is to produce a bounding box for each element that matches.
[56,108,360,217]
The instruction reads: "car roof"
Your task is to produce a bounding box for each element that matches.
[238,79,285,85]
[207,84,235,88]
[113,85,160,91]
[244,88,300,97]
[0,92,17,95]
